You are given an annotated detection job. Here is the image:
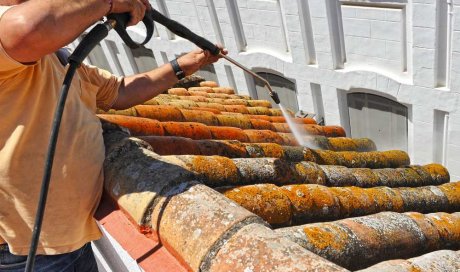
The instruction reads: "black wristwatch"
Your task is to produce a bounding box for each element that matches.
[170,58,186,80]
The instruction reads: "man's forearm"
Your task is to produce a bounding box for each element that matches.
[0,0,110,63]
[112,62,178,110]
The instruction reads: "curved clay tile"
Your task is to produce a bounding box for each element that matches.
[167,88,189,96]
[98,114,164,136]
[199,81,219,88]
[249,119,276,131]
[196,102,226,111]
[99,107,138,117]
[269,108,283,116]
[247,106,272,116]
[243,130,285,144]
[189,107,222,114]
[217,184,293,226]
[208,126,249,142]
[246,100,273,108]
[161,122,212,140]
[178,95,208,102]
[216,114,253,129]
[212,87,235,94]
[223,104,250,114]
[160,154,449,188]
[218,183,459,225]
[357,249,460,272]
[276,211,460,270]
[134,105,185,122]
[188,90,210,97]
[221,99,249,106]
[140,135,201,155]
[189,86,213,93]
[180,109,220,126]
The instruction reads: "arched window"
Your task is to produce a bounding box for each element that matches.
[347,92,408,151]
[254,72,299,112]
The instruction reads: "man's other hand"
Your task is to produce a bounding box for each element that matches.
[111,0,150,26]
[177,45,228,76]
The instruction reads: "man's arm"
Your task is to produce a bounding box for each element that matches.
[112,47,226,110]
[0,0,148,63]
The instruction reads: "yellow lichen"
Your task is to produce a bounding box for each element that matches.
[303,224,348,251]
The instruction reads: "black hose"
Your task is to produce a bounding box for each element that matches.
[24,63,78,272]
[24,21,114,272]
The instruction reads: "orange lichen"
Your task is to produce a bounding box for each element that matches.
[277,133,299,146]
[98,114,164,136]
[180,109,219,126]
[272,123,291,133]
[208,126,249,142]
[423,164,450,184]
[269,108,283,116]
[223,105,250,114]
[322,125,346,137]
[135,105,184,122]
[249,119,276,131]
[190,156,239,186]
[243,130,285,144]
[246,100,272,108]
[310,150,339,165]
[303,224,348,251]
[383,150,411,167]
[439,182,460,210]
[294,162,327,185]
[216,114,253,129]
[246,106,272,116]
[219,184,293,226]
[161,122,212,140]
[425,212,460,246]
[256,143,284,158]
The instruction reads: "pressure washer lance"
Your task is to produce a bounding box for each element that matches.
[140,8,281,104]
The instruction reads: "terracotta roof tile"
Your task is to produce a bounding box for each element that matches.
[97,81,459,271]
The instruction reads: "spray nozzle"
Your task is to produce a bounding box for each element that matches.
[269,90,280,104]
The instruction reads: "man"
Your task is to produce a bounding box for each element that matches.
[0,0,225,271]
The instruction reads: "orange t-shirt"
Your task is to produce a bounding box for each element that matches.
[0,6,122,255]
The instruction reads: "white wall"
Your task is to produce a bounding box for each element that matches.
[73,0,460,181]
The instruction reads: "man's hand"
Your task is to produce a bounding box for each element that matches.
[114,45,228,110]
[177,45,228,76]
[111,0,150,26]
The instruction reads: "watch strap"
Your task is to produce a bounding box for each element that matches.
[170,58,186,80]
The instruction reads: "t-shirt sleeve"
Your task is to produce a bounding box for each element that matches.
[79,63,123,111]
[0,6,28,79]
